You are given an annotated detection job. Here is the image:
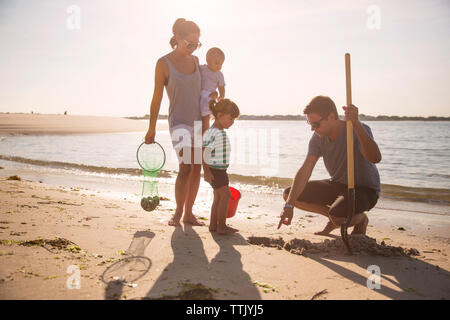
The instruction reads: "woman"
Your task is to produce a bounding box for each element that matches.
[145,18,204,227]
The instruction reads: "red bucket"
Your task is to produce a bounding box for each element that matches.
[227,186,241,218]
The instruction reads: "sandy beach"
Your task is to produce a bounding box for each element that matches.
[0,113,167,135]
[0,114,449,300]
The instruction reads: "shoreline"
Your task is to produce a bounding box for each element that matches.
[0,154,449,207]
[0,160,449,236]
[0,164,449,300]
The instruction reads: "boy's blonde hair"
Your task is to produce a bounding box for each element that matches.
[209,98,239,119]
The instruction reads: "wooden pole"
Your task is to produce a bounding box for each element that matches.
[345,53,354,189]
[341,53,355,254]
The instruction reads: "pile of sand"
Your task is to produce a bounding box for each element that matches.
[247,235,420,257]
[147,282,218,300]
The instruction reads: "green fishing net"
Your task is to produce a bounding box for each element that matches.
[136,142,165,212]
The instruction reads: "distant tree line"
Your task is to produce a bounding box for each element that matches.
[126,114,450,121]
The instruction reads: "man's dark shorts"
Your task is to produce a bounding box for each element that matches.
[209,167,229,189]
[284,179,379,218]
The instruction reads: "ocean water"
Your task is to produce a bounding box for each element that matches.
[0,120,449,204]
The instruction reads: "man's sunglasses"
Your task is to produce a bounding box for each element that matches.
[183,39,202,50]
[307,117,327,129]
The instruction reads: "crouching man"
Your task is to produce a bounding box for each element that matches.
[279,96,382,235]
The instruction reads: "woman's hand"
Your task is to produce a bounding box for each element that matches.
[145,128,155,144]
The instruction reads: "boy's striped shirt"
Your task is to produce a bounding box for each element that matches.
[202,125,231,169]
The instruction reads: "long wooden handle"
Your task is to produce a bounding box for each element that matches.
[342,52,355,255]
[345,53,354,189]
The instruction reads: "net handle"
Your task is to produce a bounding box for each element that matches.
[136,141,166,172]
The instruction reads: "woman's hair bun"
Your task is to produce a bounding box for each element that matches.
[169,18,200,49]
[172,18,186,35]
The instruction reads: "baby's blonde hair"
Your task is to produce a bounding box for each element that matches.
[206,47,225,61]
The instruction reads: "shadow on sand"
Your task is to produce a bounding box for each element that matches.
[102,230,155,300]
[308,252,450,299]
[248,234,450,299]
[145,225,260,300]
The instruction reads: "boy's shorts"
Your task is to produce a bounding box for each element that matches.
[283,179,379,218]
[208,167,229,189]
[200,90,212,117]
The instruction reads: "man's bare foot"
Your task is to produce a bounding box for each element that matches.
[216,225,238,235]
[209,225,217,232]
[182,214,205,226]
[314,221,338,236]
[351,213,368,235]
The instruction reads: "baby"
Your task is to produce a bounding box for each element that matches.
[200,47,226,134]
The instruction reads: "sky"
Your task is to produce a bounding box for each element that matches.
[0,0,449,117]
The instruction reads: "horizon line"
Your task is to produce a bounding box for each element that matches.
[1,112,450,119]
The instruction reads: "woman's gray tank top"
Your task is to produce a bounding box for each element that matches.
[164,55,201,129]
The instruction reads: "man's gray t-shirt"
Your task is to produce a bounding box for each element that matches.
[307,122,380,193]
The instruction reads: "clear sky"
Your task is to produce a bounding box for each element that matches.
[0,0,449,117]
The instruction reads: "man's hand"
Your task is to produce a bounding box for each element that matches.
[342,104,359,124]
[343,104,382,163]
[278,206,294,229]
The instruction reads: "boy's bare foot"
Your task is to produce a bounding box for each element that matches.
[226,225,239,233]
[351,213,368,235]
[182,213,205,226]
[216,226,238,235]
[314,221,338,235]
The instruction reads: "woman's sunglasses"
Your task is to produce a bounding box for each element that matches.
[183,39,202,50]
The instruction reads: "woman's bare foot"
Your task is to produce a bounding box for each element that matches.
[182,213,205,226]
[168,213,182,226]
[314,221,338,235]
[216,225,238,235]
[351,213,368,235]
